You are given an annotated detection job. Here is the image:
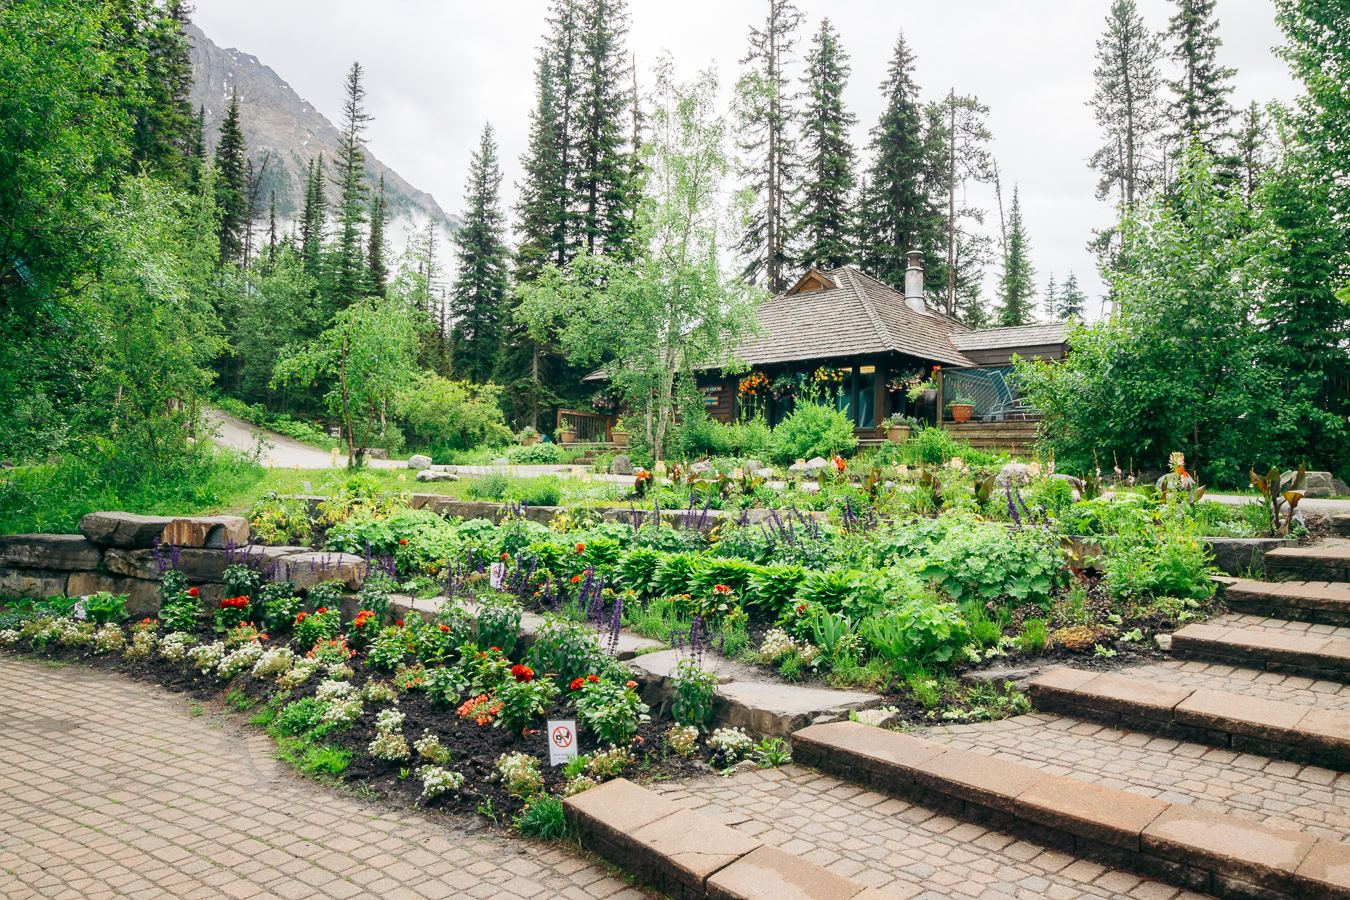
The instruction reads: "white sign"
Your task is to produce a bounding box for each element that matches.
[548,720,578,766]
[489,562,506,590]
[302,480,312,494]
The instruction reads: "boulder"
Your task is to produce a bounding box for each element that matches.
[65,572,162,618]
[79,512,248,549]
[366,447,389,460]
[408,454,433,471]
[1294,470,1335,499]
[102,548,229,583]
[798,481,821,495]
[609,454,634,476]
[491,457,509,465]
[690,460,712,475]
[1335,477,1350,497]
[994,463,1032,488]
[271,551,368,591]
[745,459,764,471]
[851,708,899,729]
[754,468,775,479]
[0,534,102,571]
[803,457,830,473]
[766,481,788,493]
[0,568,70,600]
[415,469,459,482]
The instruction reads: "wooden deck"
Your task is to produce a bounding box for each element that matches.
[941,419,1040,456]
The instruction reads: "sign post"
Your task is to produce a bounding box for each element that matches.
[548,720,578,766]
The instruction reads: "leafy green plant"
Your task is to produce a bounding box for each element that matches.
[1017,619,1048,655]
[514,796,571,839]
[83,592,128,625]
[808,610,855,659]
[752,738,791,768]
[476,595,523,656]
[653,552,702,598]
[619,546,663,596]
[529,617,606,688]
[257,583,302,634]
[495,674,559,734]
[919,519,1064,609]
[572,678,650,746]
[222,564,264,602]
[670,657,718,729]
[861,597,969,671]
[745,563,805,618]
[770,401,858,463]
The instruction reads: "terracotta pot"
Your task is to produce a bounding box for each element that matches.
[886,426,911,444]
[950,403,974,423]
[558,430,576,444]
[521,435,538,447]
[612,431,630,447]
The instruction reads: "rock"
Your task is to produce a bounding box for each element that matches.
[803,457,829,473]
[102,548,228,583]
[1155,633,1173,652]
[408,454,433,471]
[65,572,162,618]
[766,481,788,493]
[491,457,509,465]
[1204,536,1295,576]
[690,460,712,475]
[753,468,775,479]
[994,463,1032,488]
[797,481,821,494]
[271,551,368,591]
[745,459,763,471]
[79,512,248,549]
[0,535,102,571]
[415,469,459,482]
[0,568,70,600]
[365,447,389,460]
[609,454,634,476]
[851,708,899,729]
[810,713,843,726]
[1051,473,1085,491]
[1291,470,1335,499]
[960,665,1046,692]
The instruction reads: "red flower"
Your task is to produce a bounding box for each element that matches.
[439,624,450,633]
[575,543,586,553]
[399,539,408,546]
[501,552,509,561]
[713,584,732,595]
[395,620,405,627]
[490,646,500,652]
[187,587,199,597]
[625,681,637,690]
[510,664,534,683]
[295,612,308,623]
[586,674,599,683]
[571,575,581,584]
[796,603,807,615]
[833,456,846,473]
[570,677,585,691]
[315,607,328,614]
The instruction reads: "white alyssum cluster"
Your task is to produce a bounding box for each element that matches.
[187,641,225,674]
[496,752,543,798]
[251,647,296,679]
[217,642,264,680]
[315,679,355,701]
[709,727,754,761]
[158,632,198,662]
[93,624,125,654]
[417,766,464,800]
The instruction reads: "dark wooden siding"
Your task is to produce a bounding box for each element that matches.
[961,343,1067,366]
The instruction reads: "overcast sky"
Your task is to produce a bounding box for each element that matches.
[194,0,1300,318]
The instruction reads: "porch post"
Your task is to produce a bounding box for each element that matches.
[874,360,888,428]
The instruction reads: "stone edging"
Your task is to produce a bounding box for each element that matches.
[563,777,889,899]
[1171,621,1350,681]
[1220,578,1350,626]
[790,721,1350,899]
[1029,667,1350,770]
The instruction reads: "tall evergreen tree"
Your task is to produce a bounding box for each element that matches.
[299,157,327,277]
[858,31,941,290]
[1234,100,1266,208]
[330,61,371,307]
[939,91,993,316]
[1042,273,1058,321]
[213,88,249,265]
[187,105,207,191]
[951,223,994,328]
[1090,1,1164,212]
[996,186,1035,326]
[450,124,511,383]
[266,190,278,261]
[1165,0,1236,155]
[366,174,388,296]
[793,17,856,271]
[736,0,802,293]
[132,0,196,178]
[573,0,636,259]
[515,52,568,282]
[1057,272,1088,319]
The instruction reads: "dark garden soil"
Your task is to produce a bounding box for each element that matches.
[5,635,716,821]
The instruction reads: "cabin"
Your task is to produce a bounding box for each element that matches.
[580,251,1069,453]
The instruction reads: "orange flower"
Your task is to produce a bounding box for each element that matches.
[625,680,637,690]
[575,543,586,553]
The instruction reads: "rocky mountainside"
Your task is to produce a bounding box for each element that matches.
[186,23,456,243]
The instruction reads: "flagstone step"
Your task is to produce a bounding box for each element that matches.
[1334,515,1350,538]
[1028,667,1350,769]
[1224,578,1350,626]
[1263,540,1350,582]
[790,721,1350,900]
[1171,620,1350,681]
[563,777,888,899]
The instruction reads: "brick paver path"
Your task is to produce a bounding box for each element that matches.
[659,765,1200,900]
[919,711,1350,843]
[0,656,645,900]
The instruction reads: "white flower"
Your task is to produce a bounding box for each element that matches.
[757,628,798,664]
[496,752,543,798]
[666,725,698,757]
[277,658,318,689]
[315,679,355,701]
[217,642,264,680]
[159,632,198,661]
[322,698,363,726]
[187,641,225,674]
[374,708,405,734]
[417,765,464,800]
[93,624,125,654]
[709,727,754,761]
[0,629,20,646]
[368,730,410,761]
[251,647,296,679]
[413,730,450,765]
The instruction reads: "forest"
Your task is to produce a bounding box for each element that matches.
[0,0,1348,531]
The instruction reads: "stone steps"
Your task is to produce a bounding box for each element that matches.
[563,778,888,900]
[790,721,1350,900]
[1028,667,1350,769]
[1224,578,1350,626]
[1334,515,1350,538]
[1264,540,1350,582]
[1171,621,1350,681]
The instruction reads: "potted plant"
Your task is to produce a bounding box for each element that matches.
[517,425,539,447]
[883,413,919,443]
[611,418,630,448]
[947,393,976,423]
[555,417,576,445]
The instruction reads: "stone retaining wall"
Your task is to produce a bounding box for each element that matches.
[0,512,367,618]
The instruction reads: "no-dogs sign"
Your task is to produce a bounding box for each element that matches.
[548,719,578,766]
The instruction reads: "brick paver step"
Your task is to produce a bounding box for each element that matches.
[791,721,1350,900]
[1171,620,1350,681]
[1224,578,1350,626]
[1029,667,1350,769]
[1264,539,1350,582]
[1333,515,1350,538]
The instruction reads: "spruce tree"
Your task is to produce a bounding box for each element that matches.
[1057,272,1088,319]
[1042,273,1058,321]
[515,51,568,282]
[952,224,994,328]
[793,17,856,271]
[132,0,196,178]
[939,91,994,316]
[1165,0,1236,155]
[1235,100,1266,208]
[299,157,328,278]
[737,0,803,292]
[996,185,1035,327]
[858,31,940,290]
[213,88,249,265]
[573,0,635,259]
[366,175,388,297]
[1091,1,1164,211]
[266,190,278,262]
[330,62,372,307]
[187,105,207,192]
[450,124,511,383]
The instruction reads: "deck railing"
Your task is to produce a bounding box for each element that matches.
[556,408,614,443]
[935,365,1037,422]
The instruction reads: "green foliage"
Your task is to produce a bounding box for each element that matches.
[396,373,512,451]
[1101,503,1217,604]
[670,657,718,729]
[508,442,564,464]
[83,592,129,625]
[495,675,559,734]
[619,547,664,596]
[745,563,805,619]
[861,597,969,669]
[572,678,650,747]
[908,427,963,465]
[770,402,859,463]
[919,520,1064,609]
[529,617,606,688]
[514,796,571,840]
[1018,619,1049,655]
[653,552,702,599]
[476,595,523,656]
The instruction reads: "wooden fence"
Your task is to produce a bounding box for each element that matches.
[556,408,614,444]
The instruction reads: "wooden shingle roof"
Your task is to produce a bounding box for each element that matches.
[950,322,1070,352]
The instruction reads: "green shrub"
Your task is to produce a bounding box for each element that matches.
[861,597,969,670]
[671,657,718,729]
[907,426,963,465]
[920,519,1064,609]
[1102,504,1217,603]
[688,557,757,598]
[510,475,563,507]
[508,442,564,465]
[514,796,571,839]
[1018,618,1049,655]
[468,473,511,501]
[745,564,805,618]
[619,547,663,596]
[529,617,606,687]
[394,373,513,450]
[653,552,702,598]
[770,403,858,463]
[477,595,523,656]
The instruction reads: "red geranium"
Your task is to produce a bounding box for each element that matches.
[570,677,585,691]
[832,455,846,473]
[399,538,408,546]
[500,552,509,561]
[575,543,586,553]
[625,681,637,690]
[219,596,249,610]
[315,607,328,614]
[712,584,732,595]
[571,575,581,584]
[439,624,450,633]
[187,587,199,597]
[796,603,808,615]
[586,674,599,683]
[395,620,405,627]
[510,664,534,683]
[295,611,308,623]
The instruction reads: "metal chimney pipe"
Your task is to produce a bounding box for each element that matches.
[904,250,925,314]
